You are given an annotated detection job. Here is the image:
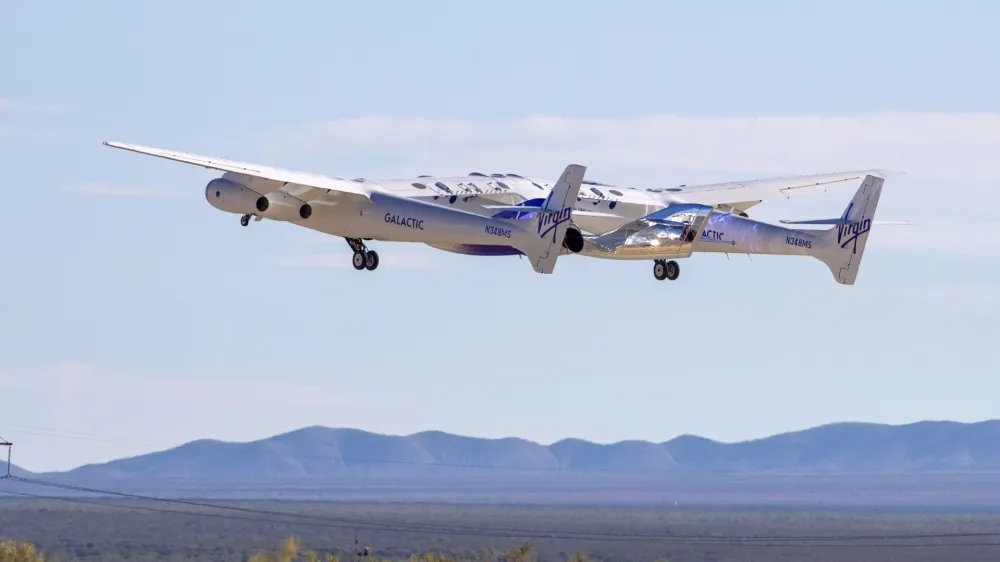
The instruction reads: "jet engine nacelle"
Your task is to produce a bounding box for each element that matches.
[205,178,263,215]
[254,191,313,222]
[562,225,584,253]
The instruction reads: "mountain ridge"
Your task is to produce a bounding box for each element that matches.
[24,419,1000,479]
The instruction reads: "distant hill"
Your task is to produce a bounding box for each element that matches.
[43,420,1000,481]
[1,462,31,478]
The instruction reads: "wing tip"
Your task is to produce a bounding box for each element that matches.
[871,168,906,178]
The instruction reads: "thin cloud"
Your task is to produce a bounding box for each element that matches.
[66,183,192,199]
[263,252,436,269]
[249,112,1000,258]
[872,221,1000,257]
[0,361,419,471]
[0,361,415,411]
[891,286,1000,307]
[0,98,67,113]
[257,113,1000,186]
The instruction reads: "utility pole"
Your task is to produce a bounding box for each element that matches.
[1,436,12,478]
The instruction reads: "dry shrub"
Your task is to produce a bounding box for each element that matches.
[0,541,45,562]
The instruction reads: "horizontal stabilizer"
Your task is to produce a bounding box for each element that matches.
[779,218,850,225]
[780,218,913,226]
[698,237,737,245]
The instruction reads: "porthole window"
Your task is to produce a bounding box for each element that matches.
[609,201,617,209]
[449,195,457,204]
[215,191,220,198]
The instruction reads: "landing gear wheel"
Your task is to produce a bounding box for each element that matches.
[653,260,668,281]
[665,260,680,281]
[240,214,251,227]
[352,251,367,270]
[365,250,379,271]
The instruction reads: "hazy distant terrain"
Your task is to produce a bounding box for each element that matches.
[34,420,1000,480]
[3,463,31,478]
[6,422,1000,560]
[5,420,1000,509]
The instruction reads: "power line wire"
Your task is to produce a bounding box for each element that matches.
[4,477,1000,548]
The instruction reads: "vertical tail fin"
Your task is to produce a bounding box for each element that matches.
[521,164,586,274]
[816,174,884,285]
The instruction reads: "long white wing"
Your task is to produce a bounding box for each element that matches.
[103,141,374,199]
[668,169,903,208]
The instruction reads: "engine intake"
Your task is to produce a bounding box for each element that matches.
[256,191,313,222]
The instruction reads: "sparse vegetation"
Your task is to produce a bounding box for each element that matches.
[0,541,46,562]
[245,537,539,562]
[3,500,1000,561]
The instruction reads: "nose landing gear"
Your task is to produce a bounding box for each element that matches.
[653,260,680,281]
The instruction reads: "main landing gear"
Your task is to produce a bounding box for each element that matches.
[653,259,680,281]
[346,238,379,271]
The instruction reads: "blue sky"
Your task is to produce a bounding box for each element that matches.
[2,1,999,472]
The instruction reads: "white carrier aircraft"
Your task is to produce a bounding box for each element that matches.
[103,141,895,283]
[103,142,588,275]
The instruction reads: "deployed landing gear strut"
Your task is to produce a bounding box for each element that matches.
[653,259,680,281]
[346,238,379,271]
[240,213,253,227]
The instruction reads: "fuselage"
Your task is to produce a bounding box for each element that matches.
[206,170,689,253]
[691,212,824,257]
